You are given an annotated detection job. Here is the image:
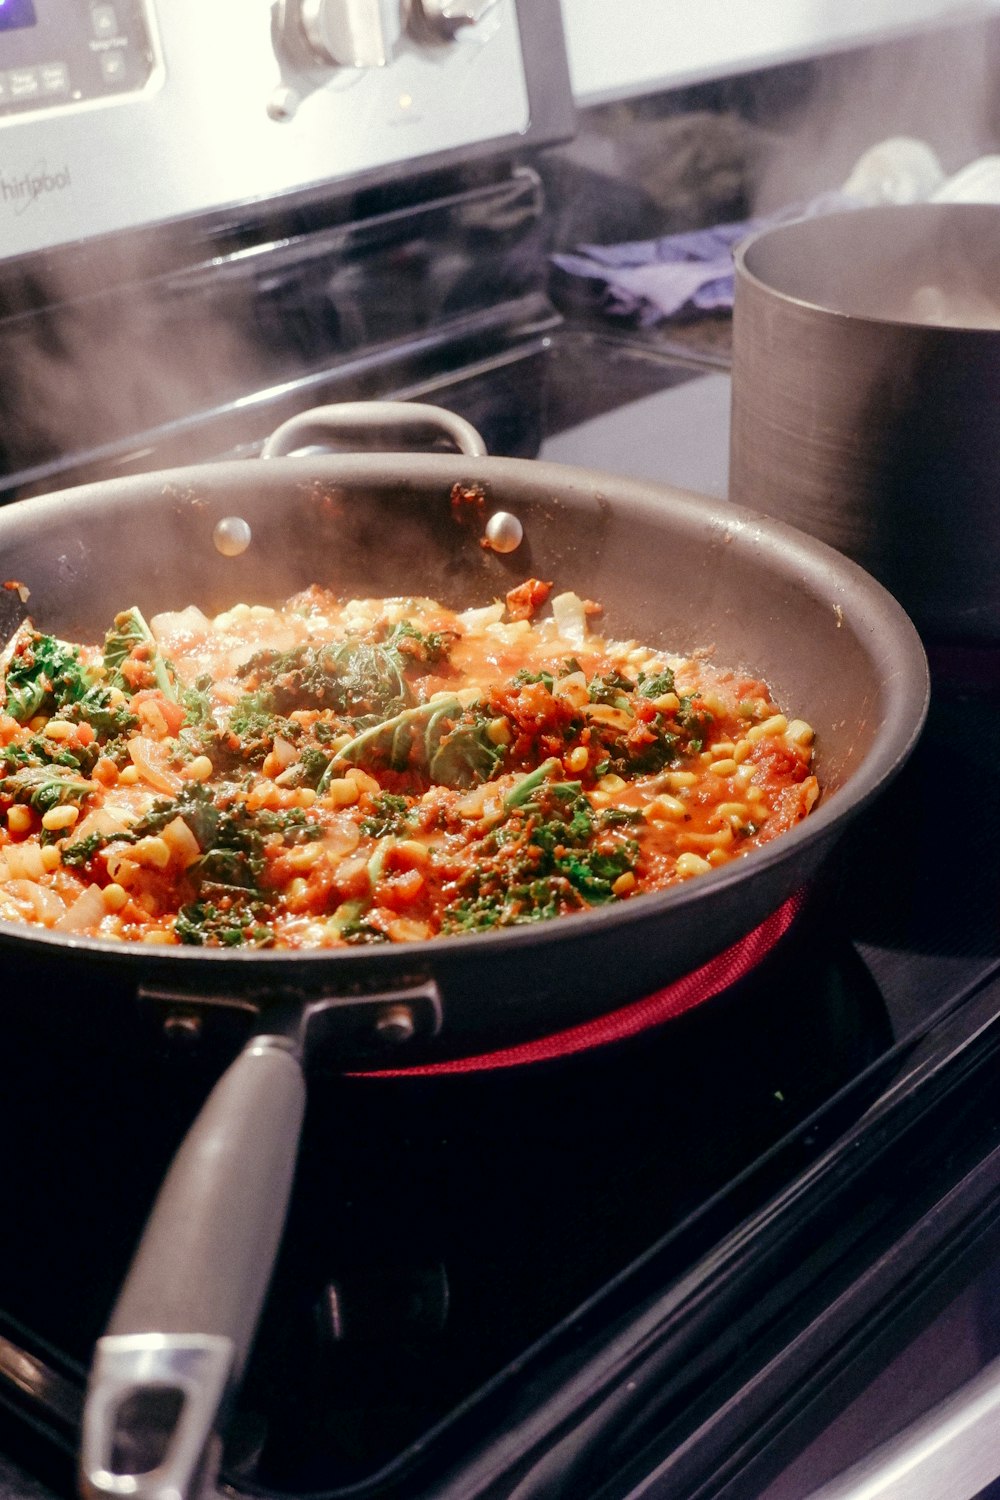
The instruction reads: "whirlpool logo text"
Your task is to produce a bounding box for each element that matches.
[0,160,72,215]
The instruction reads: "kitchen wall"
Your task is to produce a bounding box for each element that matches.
[559,0,1000,104]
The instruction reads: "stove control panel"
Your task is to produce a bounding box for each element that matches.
[0,0,572,261]
[0,0,157,117]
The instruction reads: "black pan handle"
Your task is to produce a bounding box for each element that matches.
[78,1035,306,1500]
[259,399,488,459]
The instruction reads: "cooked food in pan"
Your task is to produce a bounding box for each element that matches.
[0,583,819,947]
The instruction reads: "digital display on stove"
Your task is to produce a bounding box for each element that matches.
[0,0,38,32]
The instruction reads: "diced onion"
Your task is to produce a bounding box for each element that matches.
[4,842,46,881]
[53,883,107,932]
[161,816,201,869]
[583,704,633,731]
[458,603,504,630]
[551,591,588,646]
[128,736,184,795]
[150,604,211,644]
[271,735,298,769]
[7,878,66,925]
[554,671,589,708]
[73,807,133,844]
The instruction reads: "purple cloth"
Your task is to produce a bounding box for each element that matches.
[551,193,860,325]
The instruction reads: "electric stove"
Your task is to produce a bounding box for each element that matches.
[0,322,999,1500]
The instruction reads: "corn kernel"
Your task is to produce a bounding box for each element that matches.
[7,805,33,834]
[612,871,637,896]
[183,755,214,782]
[707,848,730,867]
[102,883,129,913]
[597,774,627,793]
[785,719,815,747]
[345,767,380,795]
[716,802,750,820]
[487,717,512,745]
[130,836,171,870]
[565,746,589,773]
[679,823,734,851]
[746,714,787,743]
[644,794,686,822]
[323,777,360,808]
[41,804,80,831]
[675,852,712,879]
[43,719,76,742]
[650,692,680,714]
[665,771,696,789]
[119,766,140,785]
[287,842,327,871]
[40,844,62,872]
[709,758,738,777]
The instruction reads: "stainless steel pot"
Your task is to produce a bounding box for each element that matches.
[730,203,1000,645]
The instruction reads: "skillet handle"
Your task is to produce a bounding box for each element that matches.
[259,399,488,459]
[79,1035,306,1500]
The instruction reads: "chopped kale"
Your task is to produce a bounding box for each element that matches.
[60,832,111,869]
[181,674,215,729]
[103,607,179,702]
[1,632,95,724]
[442,780,637,932]
[237,638,411,720]
[360,792,413,838]
[513,668,554,692]
[427,711,506,789]
[587,669,636,705]
[384,620,454,667]
[221,689,297,766]
[637,668,676,698]
[0,764,93,812]
[60,690,139,744]
[174,896,275,948]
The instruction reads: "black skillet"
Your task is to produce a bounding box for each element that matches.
[0,403,928,1500]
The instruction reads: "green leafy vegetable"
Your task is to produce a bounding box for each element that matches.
[174,896,275,948]
[442,779,638,932]
[1,632,95,724]
[360,792,413,838]
[103,607,179,702]
[0,765,93,812]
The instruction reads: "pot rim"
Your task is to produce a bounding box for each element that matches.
[734,202,1000,330]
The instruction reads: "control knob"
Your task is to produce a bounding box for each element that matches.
[405,0,501,43]
[298,0,400,68]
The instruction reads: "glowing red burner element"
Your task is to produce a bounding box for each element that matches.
[360,893,805,1077]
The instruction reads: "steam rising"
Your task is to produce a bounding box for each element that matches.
[0,234,267,485]
[753,19,1000,212]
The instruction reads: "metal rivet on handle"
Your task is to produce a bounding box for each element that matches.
[375,1003,417,1044]
[483,511,523,554]
[163,1012,203,1043]
[213,517,253,556]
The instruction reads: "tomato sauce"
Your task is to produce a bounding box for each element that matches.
[0,586,818,947]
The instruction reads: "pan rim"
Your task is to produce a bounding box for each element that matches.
[0,452,930,973]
